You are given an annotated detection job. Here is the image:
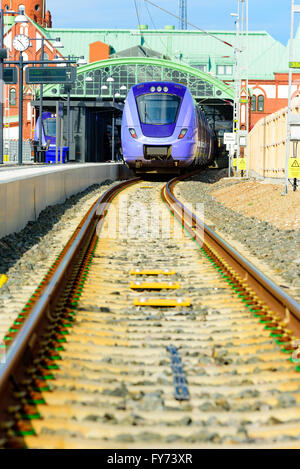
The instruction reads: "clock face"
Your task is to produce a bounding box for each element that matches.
[13,34,30,52]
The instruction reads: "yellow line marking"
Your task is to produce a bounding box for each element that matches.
[134,298,191,307]
[130,282,180,290]
[0,275,8,289]
[130,269,176,276]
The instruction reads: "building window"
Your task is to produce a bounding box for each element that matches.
[251,96,257,112]
[217,65,233,76]
[35,4,40,10]
[9,88,16,106]
[192,64,207,73]
[257,95,264,112]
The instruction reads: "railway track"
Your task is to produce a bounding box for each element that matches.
[1,172,300,449]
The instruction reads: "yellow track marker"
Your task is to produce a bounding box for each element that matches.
[0,275,8,289]
[134,298,191,307]
[130,281,180,290]
[130,269,176,276]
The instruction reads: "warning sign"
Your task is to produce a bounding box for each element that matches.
[233,158,247,170]
[288,158,300,178]
[239,159,247,171]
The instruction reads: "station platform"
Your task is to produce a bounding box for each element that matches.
[0,162,133,239]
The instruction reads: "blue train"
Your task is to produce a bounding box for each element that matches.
[34,112,69,163]
[121,82,214,173]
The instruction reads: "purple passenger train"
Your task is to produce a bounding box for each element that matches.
[121,81,214,173]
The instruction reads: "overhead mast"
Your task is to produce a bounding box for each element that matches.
[179,0,187,30]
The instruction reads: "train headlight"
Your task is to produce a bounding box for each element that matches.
[178,128,188,139]
[157,86,162,92]
[163,86,168,92]
[129,128,138,139]
[150,86,156,92]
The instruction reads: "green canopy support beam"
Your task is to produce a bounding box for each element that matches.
[42,57,234,101]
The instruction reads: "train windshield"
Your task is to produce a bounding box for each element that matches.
[43,118,56,137]
[136,94,181,125]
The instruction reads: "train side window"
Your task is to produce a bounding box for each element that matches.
[251,96,257,112]
[257,95,264,112]
[194,109,198,127]
[9,88,16,106]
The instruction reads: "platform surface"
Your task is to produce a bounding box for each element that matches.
[0,163,120,184]
[0,162,132,239]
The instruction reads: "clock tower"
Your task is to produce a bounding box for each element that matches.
[1,1,52,27]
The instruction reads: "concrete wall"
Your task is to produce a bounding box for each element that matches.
[0,163,133,239]
[249,96,300,178]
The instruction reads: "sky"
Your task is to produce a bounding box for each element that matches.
[47,0,297,46]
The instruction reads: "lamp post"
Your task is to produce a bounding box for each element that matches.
[120,85,127,97]
[3,54,76,165]
[284,0,300,194]
[101,84,108,96]
[231,11,240,176]
[0,8,28,164]
[63,56,87,156]
[231,1,249,178]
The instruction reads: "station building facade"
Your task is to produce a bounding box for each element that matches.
[1,0,298,160]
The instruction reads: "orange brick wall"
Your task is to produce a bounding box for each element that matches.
[249,73,300,129]
[1,0,52,27]
[250,99,288,128]
[89,41,110,63]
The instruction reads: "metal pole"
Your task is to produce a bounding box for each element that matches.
[18,53,23,165]
[60,112,64,163]
[245,0,249,178]
[0,9,4,164]
[236,1,241,175]
[55,101,59,164]
[67,87,70,152]
[38,36,44,163]
[66,56,71,160]
[285,0,295,194]
[112,88,115,161]
[232,9,240,176]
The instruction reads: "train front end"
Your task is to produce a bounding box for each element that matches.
[121,82,197,172]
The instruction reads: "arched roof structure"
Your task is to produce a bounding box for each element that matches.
[43,57,234,101]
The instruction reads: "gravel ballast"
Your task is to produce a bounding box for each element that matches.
[0,180,117,339]
[175,169,300,303]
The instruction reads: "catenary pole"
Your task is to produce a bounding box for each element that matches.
[18,53,23,165]
[285,0,295,194]
[38,36,44,162]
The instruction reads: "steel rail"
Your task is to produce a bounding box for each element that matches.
[1,169,300,416]
[0,177,140,402]
[162,174,300,337]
